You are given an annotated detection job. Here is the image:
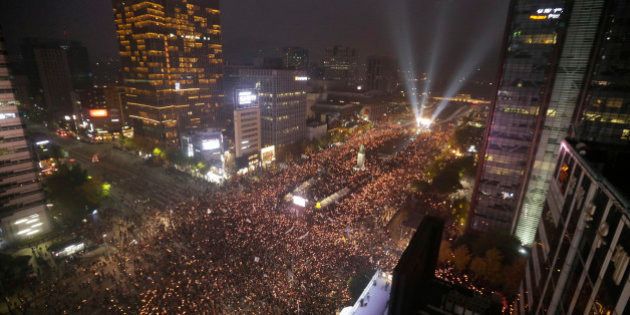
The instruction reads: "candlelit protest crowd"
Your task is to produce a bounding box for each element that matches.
[24,125,454,314]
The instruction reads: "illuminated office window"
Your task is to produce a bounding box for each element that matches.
[520,34,557,44]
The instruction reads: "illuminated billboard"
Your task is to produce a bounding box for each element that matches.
[294,76,309,81]
[261,145,275,166]
[530,7,563,20]
[89,109,108,118]
[202,139,221,151]
[238,90,257,105]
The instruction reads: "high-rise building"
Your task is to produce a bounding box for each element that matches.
[322,45,358,84]
[515,140,630,314]
[20,38,92,120]
[366,55,398,94]
[112,0,223,144]
[282,47,309,70]
[34,47,77,119]
[0,30,51,245]
[233,90,261,159]
[471,0,614,244]
[238,69,307,148]
[571,1,630,145]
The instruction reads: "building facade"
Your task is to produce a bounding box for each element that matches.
[0,31,51,246]
[471,0,614,244]
[571,0,630,145]
[238,69,307,148]
[514,0,607,245]
[516,140,630,314]
[233,99,261,159]
[20,38,92,121]
[366,55,398,94]
[112,0,223,144]
[471,0,569,236]
[322,45,358,84]
[33,46,78,119]
[282,47,309,70]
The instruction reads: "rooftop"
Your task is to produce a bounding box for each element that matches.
[565,139,630,208]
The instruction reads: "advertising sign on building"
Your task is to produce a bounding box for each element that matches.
[261,145,275,166]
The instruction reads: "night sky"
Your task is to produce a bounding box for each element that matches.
[0,0,509,93]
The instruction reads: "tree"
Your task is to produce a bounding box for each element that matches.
[48,144,67,159]
[470,230,522,265]
[469,248,506,287]
[451,198,469,230]
[453,124,484,151]
[0,253,32,313]
[502,259,526,295]
[470,256,487,281]
[453,156,476,178]
[483,248,505,287]
[166,148,188,166]
[452,245,472,271]
[431,166,462,194]
[45,164,105,225]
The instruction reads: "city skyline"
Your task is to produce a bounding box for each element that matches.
[0,0,509,92]
[0,0,628,314]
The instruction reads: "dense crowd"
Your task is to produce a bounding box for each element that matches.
[26,125,452,314]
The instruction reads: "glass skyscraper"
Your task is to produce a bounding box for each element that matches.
[471,0,569,237]
[572,1,630,145]
[472,0,614,244]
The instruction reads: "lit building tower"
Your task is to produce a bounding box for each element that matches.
[514,2,630,313]
[112,0,223,144]
[0,29,51,245]
[366,55,398,94]
[322,45,358,85]
[282,47,309,70]
[233,89,261,159]
[571,1,630,145]
[238,69,307,148]
[471,0,611,244]
[470,0,569,237]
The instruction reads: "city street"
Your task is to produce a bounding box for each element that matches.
[53,136,212,212]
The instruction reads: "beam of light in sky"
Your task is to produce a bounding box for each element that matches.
[388,0,446,123]
[431,26,497,121]
[419,9,446,119]
[388,0,420,120]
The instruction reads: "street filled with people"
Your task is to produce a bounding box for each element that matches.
[25,124,455,314]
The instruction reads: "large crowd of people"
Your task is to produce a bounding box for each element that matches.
[26,124,453,314]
